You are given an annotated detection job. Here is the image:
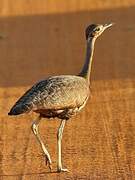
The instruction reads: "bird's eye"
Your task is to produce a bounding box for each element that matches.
[95,28,100,32]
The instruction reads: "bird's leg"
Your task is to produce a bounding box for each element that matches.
[57,119,68,172]
[31,115,52,171]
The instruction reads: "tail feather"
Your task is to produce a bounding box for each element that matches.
[8,104,31,115]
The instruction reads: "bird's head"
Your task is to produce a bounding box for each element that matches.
[85,23,114,40]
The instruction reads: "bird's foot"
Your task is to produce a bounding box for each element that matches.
[57,167,69,173]
[45,156,52,172]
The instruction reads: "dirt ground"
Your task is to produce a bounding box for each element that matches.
[0,1,135,179]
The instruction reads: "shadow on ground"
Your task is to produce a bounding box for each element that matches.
[0,6,135,87]
[0,6,135,180]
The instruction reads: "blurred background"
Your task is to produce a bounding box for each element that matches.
[0,0,135,179]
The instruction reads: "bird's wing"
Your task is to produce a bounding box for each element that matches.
[32,75,89,110]
[39,76,89,109]
[9,75,89,115]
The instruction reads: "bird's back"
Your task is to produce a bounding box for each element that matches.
[8,75,90,117]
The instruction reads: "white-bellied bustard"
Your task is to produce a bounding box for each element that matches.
[8,23,113,172]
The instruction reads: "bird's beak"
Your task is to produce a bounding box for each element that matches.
[103,23,114,30]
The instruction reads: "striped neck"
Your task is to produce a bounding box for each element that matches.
[79,37,96,85]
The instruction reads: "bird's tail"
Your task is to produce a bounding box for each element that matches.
[8,103,31,115]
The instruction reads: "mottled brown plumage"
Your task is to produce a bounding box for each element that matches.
[8,75,89,119]
[8,23,113,172]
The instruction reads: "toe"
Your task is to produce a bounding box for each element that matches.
[45,156,52,171]
[57,168,69,172]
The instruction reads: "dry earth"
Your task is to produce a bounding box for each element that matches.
[0,1,135,179]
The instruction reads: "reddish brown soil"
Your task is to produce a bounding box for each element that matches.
[0,1,135,179]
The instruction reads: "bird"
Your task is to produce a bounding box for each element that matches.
[8,23,113,172]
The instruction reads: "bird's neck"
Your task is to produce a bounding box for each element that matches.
[79,37,96,85]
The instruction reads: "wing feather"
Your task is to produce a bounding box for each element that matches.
[8,75,89,115]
